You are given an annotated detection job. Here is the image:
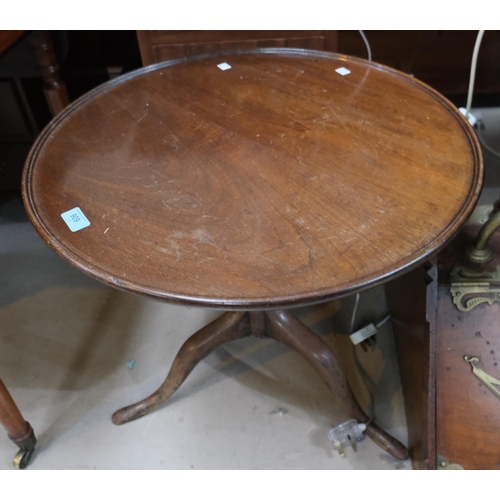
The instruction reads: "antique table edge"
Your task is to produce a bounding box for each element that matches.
[21,47,485,310]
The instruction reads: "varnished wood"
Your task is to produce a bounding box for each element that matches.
[265,310,409,460]
[435,291,500,470]
[434,225,500,469]
[137,31,338,66]
[22,48,482,465]
[112,312,248,425]
[389,224,500,469]
[138,31,500,97]
[249,311,267,338]
[0,379,33,445]
[28,30,70,116]
[22,49,483,310]
[386,262,437,470]
[112,309,408,460]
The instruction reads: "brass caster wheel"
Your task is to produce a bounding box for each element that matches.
[12,432,37,469]
[13,448,35,470]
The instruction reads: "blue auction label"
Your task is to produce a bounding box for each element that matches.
[61,207,91,232]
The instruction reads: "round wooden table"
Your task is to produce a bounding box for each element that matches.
[23,49,483,461]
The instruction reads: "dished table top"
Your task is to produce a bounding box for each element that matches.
[23,49,483,309]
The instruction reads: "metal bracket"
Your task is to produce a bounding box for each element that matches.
[450,266,500,311]
[437,455,464,470]
[464,355,500,401]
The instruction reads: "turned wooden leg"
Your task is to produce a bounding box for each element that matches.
[112,312,249,425]
[0,379,37,469]
[29,30,70,116]
[265,310,409,461]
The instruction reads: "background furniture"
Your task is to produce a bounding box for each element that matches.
[0,30,139,193]
[0,379,36,468]
[0,30,69,192]
[0,29,68,468]
[28,31,70,117]
[337,30,500,97]
[388,215,500,470]
[136,30,500,98]
[136,30,338,65]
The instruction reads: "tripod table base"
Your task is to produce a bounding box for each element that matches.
[112,311,408,461]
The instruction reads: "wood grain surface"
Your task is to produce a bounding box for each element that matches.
[435,225,500,469]
[23,49,483,309]
[386,262,437,470]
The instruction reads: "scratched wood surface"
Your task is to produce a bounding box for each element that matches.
[23,49,483,309]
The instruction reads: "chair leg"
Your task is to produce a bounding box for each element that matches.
[265,310,409,460]
[112,312,250,425]
[0,379,37,469]
[29,31,70,116]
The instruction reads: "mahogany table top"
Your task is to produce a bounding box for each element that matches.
[23,49,483,309]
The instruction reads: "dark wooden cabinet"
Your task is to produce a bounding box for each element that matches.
[337,30,500,98]
[137,30,500,99]
[1,31,55,193]
[388,223,500,470]
[136,30,338,66]
[0,76,41,192]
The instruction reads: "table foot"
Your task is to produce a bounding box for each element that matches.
[12,427,37,470]
[0,379,37,469]
[364,421,408,460]
[112,309,409,460]
[266,310,409,461]
[112,312,249,425]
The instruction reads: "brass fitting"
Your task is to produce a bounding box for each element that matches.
[466,210,500,263]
